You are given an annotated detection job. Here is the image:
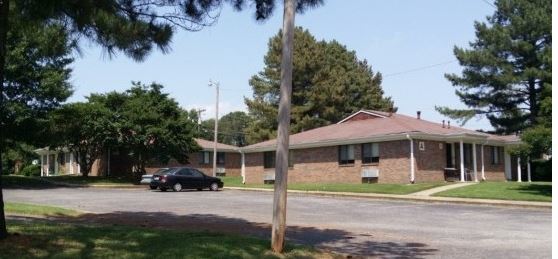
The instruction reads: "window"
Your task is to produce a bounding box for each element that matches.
[200,152,210,164]
[491,146,502,165]
[264,151,275,168]
[217,152,226,165]
[362,143,379,164]
[263,151,293,168]
[191,169,203,178]
[338,145,355,165]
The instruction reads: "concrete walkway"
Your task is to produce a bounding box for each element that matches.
[410,182,477,197]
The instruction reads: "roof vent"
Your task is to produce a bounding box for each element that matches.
[447,121,451,129]
[416,111,421,120]
[442,120,446,128]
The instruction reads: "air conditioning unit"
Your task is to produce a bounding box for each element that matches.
[361,168,379,178]
[264,171,275,181]
[216,167,226,176]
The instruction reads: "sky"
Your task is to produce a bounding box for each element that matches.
[69,0,496,130]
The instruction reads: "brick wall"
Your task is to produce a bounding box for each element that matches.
[414,140,446,182]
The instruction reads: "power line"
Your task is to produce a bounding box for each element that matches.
[383,60,457,78]
[481,0,496,8]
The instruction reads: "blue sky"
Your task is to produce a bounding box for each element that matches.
[69,0,495,130]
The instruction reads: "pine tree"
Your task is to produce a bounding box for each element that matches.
[437,0,551,135]
[245,27,395,144]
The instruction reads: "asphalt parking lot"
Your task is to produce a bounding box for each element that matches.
[4,187,551,258]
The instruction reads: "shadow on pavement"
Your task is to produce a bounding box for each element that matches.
[62,211,439,257]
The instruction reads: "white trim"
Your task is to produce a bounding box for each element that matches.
[481,144,485,181]
[70,153,74,174]
[336,110,388,124]
[406,135,415,183]
[504,148,512,180]
[40,155,44,176]
[240,151,246,184]
[527,157,531,182]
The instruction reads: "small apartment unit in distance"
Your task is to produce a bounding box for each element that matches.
[240,110,524,184]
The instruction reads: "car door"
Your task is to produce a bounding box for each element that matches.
[174,168,189,186]
[189,169,205,189]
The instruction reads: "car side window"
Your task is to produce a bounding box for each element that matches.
[191,170,203,178]
[176,169,189,176]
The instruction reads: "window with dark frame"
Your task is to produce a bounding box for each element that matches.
[264,151,275,168]
[217,152,226,165]
[338,145,355,165]
[361,143,379,164]
[491,146,502,165]
[200,151,210,164]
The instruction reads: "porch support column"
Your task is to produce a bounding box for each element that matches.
[472,143,478,182]
[69,153,74,174]
[406,135,415,183]
[40,154,44,176]
[240,152,246,184]
[54,153,59,175]
[527,157,531,183]
[459,140,465,182]
[517,156,522,182]
[46,152,50,176]
[481,144,485,181]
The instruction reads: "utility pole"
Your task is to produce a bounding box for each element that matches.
[196,108,206,134]
[271,0,295,253]
[209,80,219,177]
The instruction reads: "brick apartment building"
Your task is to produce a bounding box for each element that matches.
[36,138,242,177]
[240,110,524,184]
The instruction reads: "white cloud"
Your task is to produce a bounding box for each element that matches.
[183,101,247,120]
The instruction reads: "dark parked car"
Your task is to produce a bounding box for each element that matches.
[150,167,224,192]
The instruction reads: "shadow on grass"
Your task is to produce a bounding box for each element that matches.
[8,211,439,258]
[516,183,552,198]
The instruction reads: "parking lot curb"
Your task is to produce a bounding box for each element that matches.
[223,187,551,209]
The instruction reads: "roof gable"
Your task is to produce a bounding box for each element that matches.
[337,110,391,124]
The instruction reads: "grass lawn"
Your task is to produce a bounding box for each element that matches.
[45,175,137,186]
[434,181,552,202]
[5,202,82,217]
[220,176,446,195]
[2,220,332,259]
[2,175,56,188]
[1,175,137,187]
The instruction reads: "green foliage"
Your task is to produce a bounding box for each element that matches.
[199,111,252,146]
[52,82,201,176]
[49,102,117,176]
[531,159,551,182]
[245,27,395,144]
[438,0,551,133]
[19,165,40,177]
[3,13,73,150]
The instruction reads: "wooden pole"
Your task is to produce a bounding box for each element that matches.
[0,0,9,240]
[271,0,295,253]
[210,81,219,177]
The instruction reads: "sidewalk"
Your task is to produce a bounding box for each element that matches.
[409,182,476,196]
[223,186,551,209]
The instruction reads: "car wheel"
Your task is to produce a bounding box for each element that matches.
[160,187,167,192]
[149,186,157,190]
[209,182,219,191]
[173,183,183,192]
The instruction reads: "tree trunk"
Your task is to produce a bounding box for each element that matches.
[527,78,538,127]
[271,0,295,253]
[0,0,9,240]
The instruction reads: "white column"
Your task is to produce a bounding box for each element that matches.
[46,153,50,176]
[473,143,478,182]
[517,156,522,182]
[241,152,246,184]
[481,144,485,180]
[459,140,465,182]
[54,153,59,175]
[527,157,531,182]
[40,155,44,177]
[69,153,74,174]
[407,136,415,183]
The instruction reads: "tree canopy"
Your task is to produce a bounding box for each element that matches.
[245,27,395,144]
[436,0,551,156]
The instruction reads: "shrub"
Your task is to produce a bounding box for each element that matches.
[531,159,551,182]
[20,164,41,177]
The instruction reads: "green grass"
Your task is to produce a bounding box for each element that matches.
[220,176,446,195]
[2,220,332,259]
[2,175,56,188]
[5,202,82,217]
[46,175,137,185]
[434,181,552,202]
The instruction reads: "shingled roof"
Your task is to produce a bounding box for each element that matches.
[242,110,521,152]
[195,138,239,152]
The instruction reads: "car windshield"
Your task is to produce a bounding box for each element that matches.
[154,168,169,174]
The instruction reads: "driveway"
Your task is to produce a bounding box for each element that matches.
[4,187,551,258]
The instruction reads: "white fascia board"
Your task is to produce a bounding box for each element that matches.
[336,110,387,124]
